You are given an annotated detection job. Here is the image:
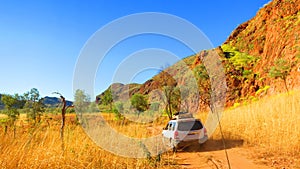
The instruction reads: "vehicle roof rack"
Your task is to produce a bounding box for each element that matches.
[172,112,194,120]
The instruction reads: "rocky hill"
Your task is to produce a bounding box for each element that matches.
[98,0,300,112]
[43,96,73,108]
[225,0,300,93]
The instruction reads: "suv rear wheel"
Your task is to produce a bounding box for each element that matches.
[170,138,178,152]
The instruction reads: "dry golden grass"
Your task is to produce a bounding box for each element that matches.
[210,90,300,164]
[1,90,299,168]
[0,114,7,118]
[101,113,169,138]
[0,114,177,169]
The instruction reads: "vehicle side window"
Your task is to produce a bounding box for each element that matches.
[171,122,176,131]
[168,123,172,130]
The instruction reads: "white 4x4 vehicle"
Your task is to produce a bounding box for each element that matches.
[162,112,208,151]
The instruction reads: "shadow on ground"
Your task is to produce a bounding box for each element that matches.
[178,139,244,152]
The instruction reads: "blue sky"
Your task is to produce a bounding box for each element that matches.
[0,0,270,100]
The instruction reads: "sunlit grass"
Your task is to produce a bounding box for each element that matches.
[1,90,299,168]
[212,90,300,157]
[0,114,177,169]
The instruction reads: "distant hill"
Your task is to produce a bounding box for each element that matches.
[0,95,73,110]
[43,96,73,108]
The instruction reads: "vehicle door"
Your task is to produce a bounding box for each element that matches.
[162,121,176,139]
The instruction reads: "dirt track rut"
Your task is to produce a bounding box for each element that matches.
[174,140,271,169]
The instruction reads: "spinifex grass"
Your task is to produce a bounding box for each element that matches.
[0,114,176,169]
[212,90,300,158]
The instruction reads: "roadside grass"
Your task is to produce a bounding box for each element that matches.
[1,90,299,168]
[210,90,300,166]
[0,113,177,169]
[0,114,7,118]
[101,112,169,138]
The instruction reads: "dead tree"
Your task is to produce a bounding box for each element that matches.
[52,92,73,151]
[60,95,66,145]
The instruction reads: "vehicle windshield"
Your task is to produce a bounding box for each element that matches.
[177,120,203,131]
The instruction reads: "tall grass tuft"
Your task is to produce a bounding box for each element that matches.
[0,114,175,169]
[212,90,300,157]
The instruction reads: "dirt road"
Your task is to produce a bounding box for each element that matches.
[174,139,271,169]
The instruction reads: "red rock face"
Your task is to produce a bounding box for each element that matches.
[98,0,300,112]
[225,0,300,93]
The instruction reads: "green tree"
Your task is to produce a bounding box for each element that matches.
[194,64,212,110]
[154,70,179,120]
[1,94,20,136]
[131,93,148,116]
[221,44,258,72]
[221,44,259,82]
[269,58,292,92]
[74,89,90,125]
[74,89,90,112]
[24,88,45,124]
[88,102,99,112]
[102,90,113,111]
[14,93,26,109]
[112,101,123,120]
[162,86,180,120]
